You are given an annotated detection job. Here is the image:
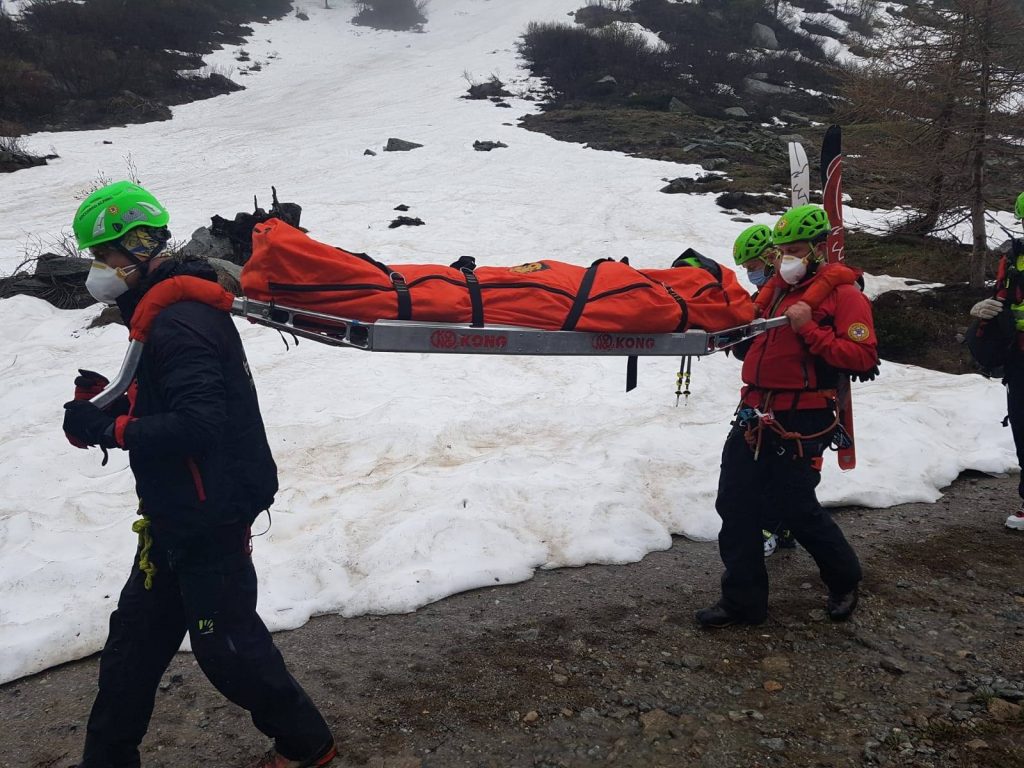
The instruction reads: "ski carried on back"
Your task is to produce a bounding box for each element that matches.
[788,141,810,207]
[819,125,856,470]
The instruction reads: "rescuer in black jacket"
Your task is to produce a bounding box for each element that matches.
[62,181,337,768]
[118,257,279,541]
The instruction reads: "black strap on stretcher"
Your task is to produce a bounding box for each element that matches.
[389,271,411,321]
[562,261,602,331]
[462,268,484,327]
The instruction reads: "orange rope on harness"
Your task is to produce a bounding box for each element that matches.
[741,390,840,460]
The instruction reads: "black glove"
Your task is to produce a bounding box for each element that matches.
[62,400,117,449]
[852,364,880,383]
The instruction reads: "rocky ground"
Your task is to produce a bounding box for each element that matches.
[3,473,1022,768]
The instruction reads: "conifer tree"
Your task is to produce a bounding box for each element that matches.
[840,0,1024,286]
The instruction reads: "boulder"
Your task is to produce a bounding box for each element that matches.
[743,77,793,96]
[702,157,730,170]
[723,106,749,118]
[716,191,788,214]
[0,148,50,173]
[389,216,425,228]
[660,175,719,194]
[206,257,243,295]
[466,78,511,100]
[0,253,93,309]
[384,138,424,152]
[668,97,693,114]
[473,140,508,151]
[179,226,234,262]
[751,22,779,49]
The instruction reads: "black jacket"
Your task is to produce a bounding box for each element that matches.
[116,259,278,539]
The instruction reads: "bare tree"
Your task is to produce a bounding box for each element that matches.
[839,0,1024,286]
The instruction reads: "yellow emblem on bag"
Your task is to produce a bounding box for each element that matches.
[509,262,547,274]
[847,322,870,342]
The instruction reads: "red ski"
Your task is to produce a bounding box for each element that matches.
[820,125,856,469]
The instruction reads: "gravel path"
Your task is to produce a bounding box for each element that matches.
[4,473,1023,768]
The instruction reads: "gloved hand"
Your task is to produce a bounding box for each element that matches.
[971,298,1003,320]
[73,369,109,401]
[852,364,880,383]
[62,400,117,450]
[66,370,110,447]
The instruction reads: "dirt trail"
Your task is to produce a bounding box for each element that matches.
[3,473,1023,768]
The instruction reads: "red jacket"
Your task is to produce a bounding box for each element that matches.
[741,272,878,410]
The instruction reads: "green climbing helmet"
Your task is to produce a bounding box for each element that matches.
[73,181,170,250]
[733,224,773,265]
[1015,191,1024,221]
[773,203,831,246]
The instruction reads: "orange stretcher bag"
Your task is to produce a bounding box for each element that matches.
[241,219,754,333]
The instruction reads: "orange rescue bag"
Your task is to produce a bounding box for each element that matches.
[241,219,754,333]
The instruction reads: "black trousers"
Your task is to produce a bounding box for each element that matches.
[80,523,332,768]
[714,409,862,621]
[1005,358,1024,500]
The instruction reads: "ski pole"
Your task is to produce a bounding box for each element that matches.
[674,355,693,406]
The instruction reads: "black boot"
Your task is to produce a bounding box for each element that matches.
[826,588,859,621]
[695,603,764,629]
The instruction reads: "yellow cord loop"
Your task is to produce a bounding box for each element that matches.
[131,516,157,590]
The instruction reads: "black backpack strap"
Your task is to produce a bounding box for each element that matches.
[562,260,604,331]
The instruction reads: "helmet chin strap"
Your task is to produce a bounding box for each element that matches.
[808,238,828,263]
[113,244,152,276]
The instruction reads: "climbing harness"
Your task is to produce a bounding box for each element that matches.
[733,390,841,461]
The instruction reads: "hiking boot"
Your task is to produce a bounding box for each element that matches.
[1006,504,1024,531]
[826,588,859,621]
[762,529,778,558]
[777,529,797,549]
[246,740,337,768]
[695,603,765,629]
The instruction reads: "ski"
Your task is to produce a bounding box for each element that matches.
[820,125,845,264]
[819,124,856,470]
[788,142,810,207]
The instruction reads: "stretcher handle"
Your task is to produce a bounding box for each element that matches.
[89,340,144,409]
[708,316,789,351]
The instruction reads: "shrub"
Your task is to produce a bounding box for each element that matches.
[0,0,291,133]
[352,0,428,30]
[518,21,673,101]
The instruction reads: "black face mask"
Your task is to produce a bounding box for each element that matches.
[114,284,145,329]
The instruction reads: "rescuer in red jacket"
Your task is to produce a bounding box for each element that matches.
[697,204,879,628]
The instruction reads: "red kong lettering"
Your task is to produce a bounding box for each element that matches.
[458,333,508,349]
[592,334,655,351]
[430,330,458,349]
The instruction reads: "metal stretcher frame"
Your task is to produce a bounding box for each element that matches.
[90,296,788,409]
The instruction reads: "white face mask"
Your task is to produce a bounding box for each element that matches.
[85,260,137,304]
[778,256,808,285]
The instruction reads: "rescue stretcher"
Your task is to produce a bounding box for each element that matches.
[91,294,789,410]
[90,219,790,408]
